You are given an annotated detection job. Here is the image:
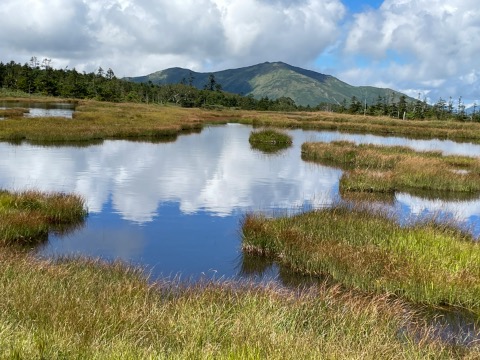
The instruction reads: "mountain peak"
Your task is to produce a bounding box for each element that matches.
[127,62,411,107]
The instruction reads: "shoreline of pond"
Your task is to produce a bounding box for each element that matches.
[0,97,480,144]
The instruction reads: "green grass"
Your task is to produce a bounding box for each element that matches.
[249,128,293,153]
[301,141,480,195]
[0,249,471,359]
[0,89,40,98]
[242,204,480,314]
[0,189,87,246]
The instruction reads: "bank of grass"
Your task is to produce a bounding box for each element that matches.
[249,128,293,153]
[0,190,87,246]
[0,99,234,143]
[243,111,480,143]
[302,141,480,194]
[0,249,471,359]
[0,108,29,118]
[3,95,480,144]
[242,204,480,314]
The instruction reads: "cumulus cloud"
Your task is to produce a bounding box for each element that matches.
[213,0,345,68]
[0,0,346,75]
[1,0,478,101]
[0,0,93,58]
[340,0,480,101]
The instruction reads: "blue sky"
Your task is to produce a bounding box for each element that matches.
[0,0,479,104]
[343,0,383,13]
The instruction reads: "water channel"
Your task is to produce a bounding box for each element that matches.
[1,123,480,282]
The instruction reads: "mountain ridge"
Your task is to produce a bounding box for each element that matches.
[125,61,412,107]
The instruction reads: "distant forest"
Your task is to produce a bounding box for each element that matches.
[1,58,478,121]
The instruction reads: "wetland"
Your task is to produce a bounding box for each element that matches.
[2,98,480,358]
[3,124,480,281]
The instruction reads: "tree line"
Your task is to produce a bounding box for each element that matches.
[1,58,477,121]
[0,58,300,111]
[317,93,479,121]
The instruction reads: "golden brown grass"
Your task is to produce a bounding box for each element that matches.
[240,110,480,142]
[3,96,480,143]
[302,141,480,194]
[0,99,236,143]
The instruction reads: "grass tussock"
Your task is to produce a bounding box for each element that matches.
[302,141,480,194]
[242,204,480,314]
[249,128,293,145]
[0,190,87,245]
[0,249,471,359]
[249,128,293,153]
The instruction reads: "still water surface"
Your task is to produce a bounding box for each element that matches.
[1,124,480,281]
[0,101,75,118]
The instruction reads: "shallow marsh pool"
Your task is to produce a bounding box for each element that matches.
[1,124,479,282]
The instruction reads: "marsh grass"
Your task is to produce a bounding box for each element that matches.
[0,249,470,359]
[302,141,480,195]
[0,190,87,245]
[0,100,224,143]
[0,108,29,118]
[242,111,480,143]
[3,95,480,144]
[249,128,293,145]
[249,128,293,153]
[0,90,78,103]
[242,204,480,314]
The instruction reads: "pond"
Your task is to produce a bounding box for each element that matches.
[0,100,75,118]
[1,124,480,282]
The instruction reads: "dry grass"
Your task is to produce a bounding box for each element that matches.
[3,96,480,143]
[302,141,480,195]
[0,99,235,143]
[249,128,293,153]
[0,108,29,118]
[239,110,480,142]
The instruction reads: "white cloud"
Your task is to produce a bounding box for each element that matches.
[0,0,93,60]
[1,0,479,101]
[396,193,480,226]
[340,0,480,100]
[213,0,345,67]
[0,0,346,75]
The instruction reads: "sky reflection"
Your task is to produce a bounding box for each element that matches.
[1,124,480,279]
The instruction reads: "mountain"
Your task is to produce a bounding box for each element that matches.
[125,62,412,107]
